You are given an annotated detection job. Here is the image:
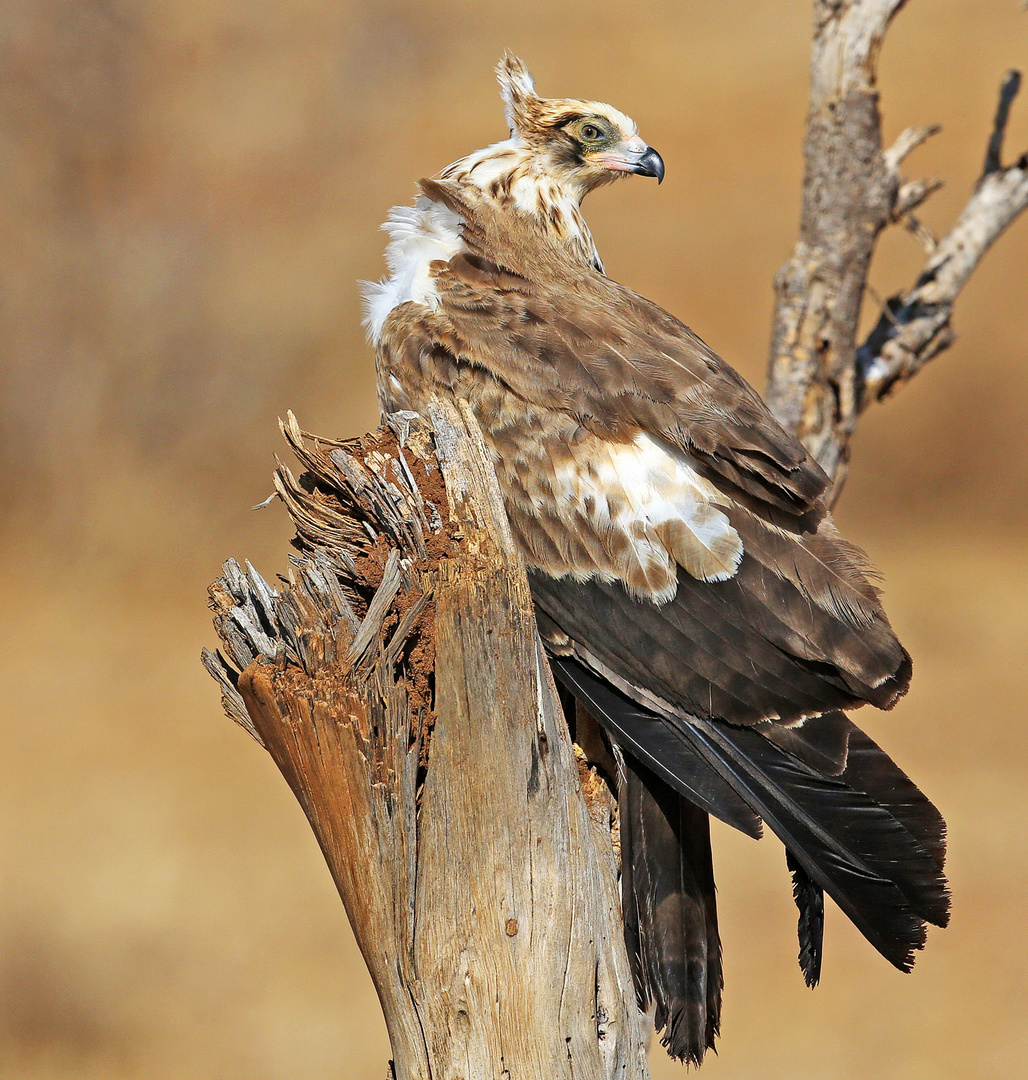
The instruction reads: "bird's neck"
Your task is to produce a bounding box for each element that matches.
[440,139,604,272]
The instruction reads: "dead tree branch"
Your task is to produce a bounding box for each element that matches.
[765,0,909,485]
[766,3,1028,494]
[204,404,648,1080]
[857,72,1028,410]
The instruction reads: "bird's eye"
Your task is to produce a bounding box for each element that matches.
[579,123,603,142]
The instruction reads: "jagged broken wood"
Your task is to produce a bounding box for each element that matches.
[203,402,649,1080]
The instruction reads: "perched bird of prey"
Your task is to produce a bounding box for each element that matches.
[364,55,949,1065]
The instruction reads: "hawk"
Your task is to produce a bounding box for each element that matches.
[364,55,949,1065]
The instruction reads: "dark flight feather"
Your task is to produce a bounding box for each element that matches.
[783,727,949,987]
[787,851,825,987]
[621,760,722,1064]
[550,655,761,837]
[841,727,948,873]
[758,710,851,777]
[681,718,950,969]
[551,654,949,972]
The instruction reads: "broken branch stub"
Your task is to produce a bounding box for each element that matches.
[203,401,649,1080]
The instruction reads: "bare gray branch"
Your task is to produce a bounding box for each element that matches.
[767,3,1027,499]
[884,123,941,173]
[858,75,1028,405]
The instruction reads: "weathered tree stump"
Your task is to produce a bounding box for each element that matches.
[203,400,648,1080]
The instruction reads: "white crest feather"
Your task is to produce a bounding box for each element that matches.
[496,53,538,135]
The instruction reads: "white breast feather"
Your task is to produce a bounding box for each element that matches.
[442,139,604,271]
[361,197,464,345]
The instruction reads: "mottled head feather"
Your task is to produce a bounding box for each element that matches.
[494,53,638,149]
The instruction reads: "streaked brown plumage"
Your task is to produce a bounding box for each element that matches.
[365,55,948,1065]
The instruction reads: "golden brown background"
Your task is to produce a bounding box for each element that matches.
[2,1,1026,1077]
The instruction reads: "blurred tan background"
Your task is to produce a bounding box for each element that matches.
[1,1,1026,1077]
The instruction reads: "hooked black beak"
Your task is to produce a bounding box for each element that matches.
[632,146,665,184]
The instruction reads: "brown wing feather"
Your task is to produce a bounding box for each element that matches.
[621,762,722,1065]
[419,178,830,518]
[378,183,908,731]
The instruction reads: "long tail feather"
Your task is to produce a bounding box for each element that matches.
[622,760,722,1065]
[684,718,950,970]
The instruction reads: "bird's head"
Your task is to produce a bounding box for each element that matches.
[496,53,664,200]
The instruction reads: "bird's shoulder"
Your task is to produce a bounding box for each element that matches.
[413,178,830,518]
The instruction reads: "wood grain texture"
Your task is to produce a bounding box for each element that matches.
[205,403,648,1080]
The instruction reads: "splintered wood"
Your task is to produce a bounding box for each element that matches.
[203,403,648,1080]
